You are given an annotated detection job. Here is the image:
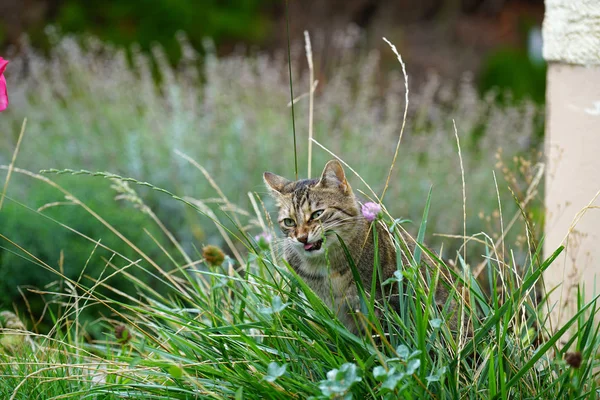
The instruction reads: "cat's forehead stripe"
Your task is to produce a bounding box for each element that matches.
[292,182,311,209]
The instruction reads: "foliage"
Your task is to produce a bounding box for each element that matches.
[479,47,547,105]
[0,175,182,334]
[0,172,597,399]
[51,0,275,62]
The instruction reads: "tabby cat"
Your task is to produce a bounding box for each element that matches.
[264,160,460,334]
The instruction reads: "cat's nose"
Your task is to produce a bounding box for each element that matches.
[297,234,309,244]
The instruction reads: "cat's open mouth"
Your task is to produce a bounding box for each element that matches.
[303,239,323,252]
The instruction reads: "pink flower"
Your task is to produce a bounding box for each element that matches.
[361,202,382,222]
[0,57,9,112]
[254,232,273,250]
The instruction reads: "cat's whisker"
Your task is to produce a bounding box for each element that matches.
[268,238,291,248]
[322,219,360,228]
[322,215,362,225]
[320,217,362,231]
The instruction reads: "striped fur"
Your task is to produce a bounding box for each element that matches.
[264,160,461,334]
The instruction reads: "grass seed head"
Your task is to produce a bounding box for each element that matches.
[565,352,582,369]
[114,325,131,345]
[202,245,225,266]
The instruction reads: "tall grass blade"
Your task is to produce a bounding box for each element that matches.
[285,0,298,180]
[414,186,433,265]
[459,245,564,358]
[499,292,600,398]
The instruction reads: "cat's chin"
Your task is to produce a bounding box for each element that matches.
[302,247,326,258]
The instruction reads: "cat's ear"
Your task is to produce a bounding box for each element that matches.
[318,160,351,194]
[263,172,291,194]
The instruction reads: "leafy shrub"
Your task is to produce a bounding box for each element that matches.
[0,175,180,334]
[479,47,547,104]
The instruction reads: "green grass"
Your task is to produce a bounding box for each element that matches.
[0,171,597,399]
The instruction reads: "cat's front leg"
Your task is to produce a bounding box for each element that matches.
[334,289,372,335]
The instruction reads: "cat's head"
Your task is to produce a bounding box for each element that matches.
[263,160,361,257]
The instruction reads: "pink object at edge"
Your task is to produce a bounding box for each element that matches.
[0,57,9,112]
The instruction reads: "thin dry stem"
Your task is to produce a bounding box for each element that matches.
[146,207,194,266]
[175,149,243,228]
[453,119,467,265]
[0,231,166,353]
[305,30,315,178]
[493,170,506,271]
[554,188,600,328]
[253,191,278,263]
[380,38,408,203]
[36,201,77,212]
[310,138,380,202]
[248,192,267,232]
[433,233,488,247]
[0,165,189,295]
[0,118,27,211]
[286,81,318,107]
[183,196,244,265]
[480,231,509,295]
[472,163,544,279]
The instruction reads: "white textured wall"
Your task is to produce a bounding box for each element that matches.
[543,0,600,66]
[543,0,600,332]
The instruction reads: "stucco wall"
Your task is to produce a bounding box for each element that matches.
[544,64,600,329]
[543,0,600,66]
[543,0,600,331]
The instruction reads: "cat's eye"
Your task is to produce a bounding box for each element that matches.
[282,218,296,227]
[310,210,324,220]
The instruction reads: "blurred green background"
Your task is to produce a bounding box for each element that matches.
[0,0,546,335]
[0,0,546,102]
